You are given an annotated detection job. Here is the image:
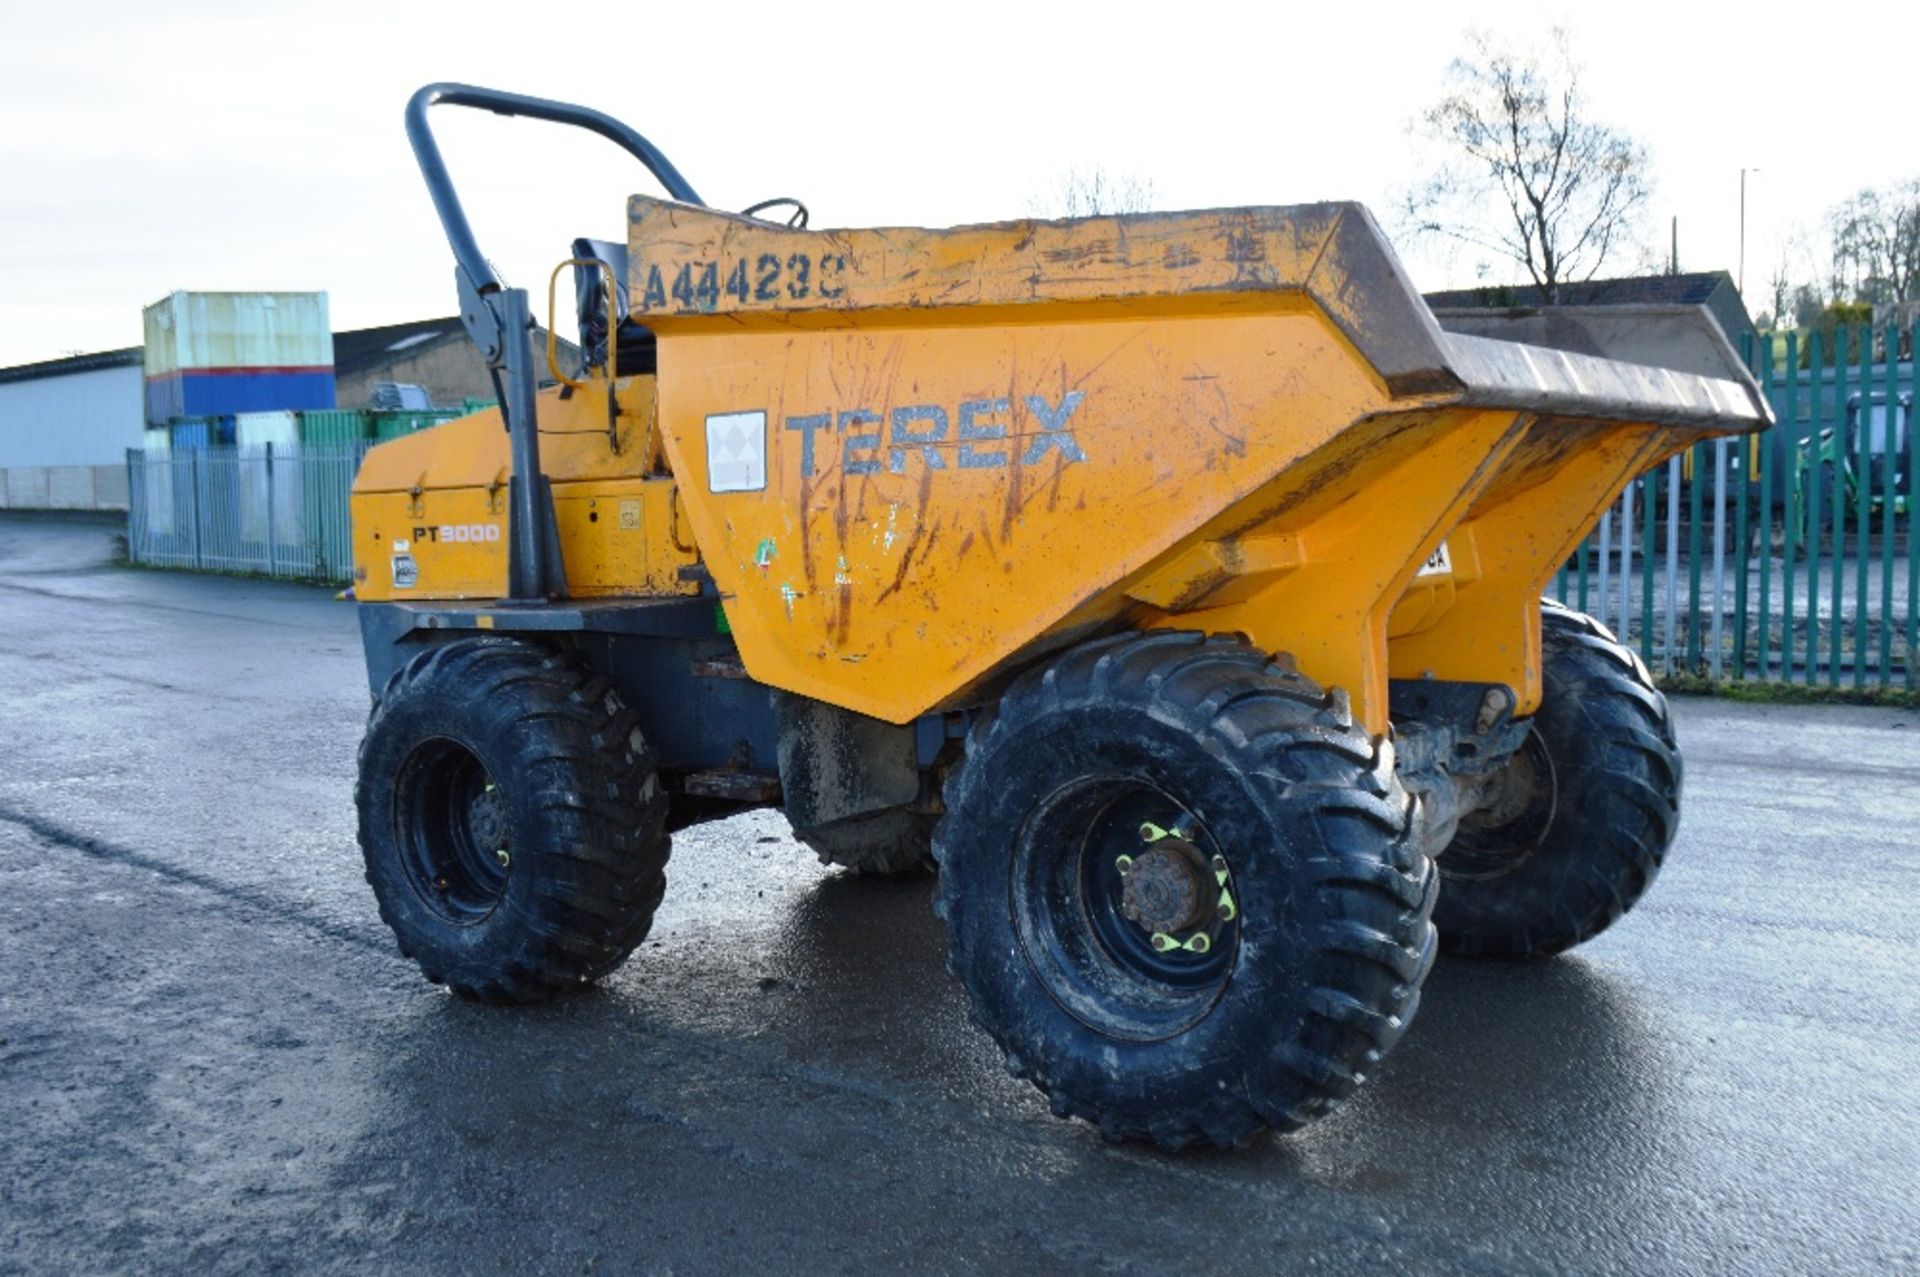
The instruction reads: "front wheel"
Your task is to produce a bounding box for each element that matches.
[1433,601,1682,958]
[934,633,1436,1149]
[356,638,670,1002]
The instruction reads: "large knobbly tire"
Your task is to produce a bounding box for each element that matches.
[933,632,1437,1150]
[801,809,936,875]
[356,638,670,1003]
[1433,601,1681,959]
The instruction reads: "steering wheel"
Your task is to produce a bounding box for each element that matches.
[741,197,809,229]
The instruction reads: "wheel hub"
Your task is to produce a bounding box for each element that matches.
[1470,736,1544,831]
[396,741,512,923]
[468,783,508,865]
[1118,840,1210,934]
[1011,779,1242,1041]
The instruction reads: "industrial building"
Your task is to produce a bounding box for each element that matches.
[335,317,502,409]
[0,348,144,509]
[0,302,575,511]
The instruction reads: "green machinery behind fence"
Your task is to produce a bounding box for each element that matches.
[1556,322,1916,690]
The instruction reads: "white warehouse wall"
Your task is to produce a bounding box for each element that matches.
[0,363,146,467]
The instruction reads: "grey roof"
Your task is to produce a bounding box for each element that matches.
[0,347,142,386]
[332,317,467,377]
[1,315,577,391]
[332,316,577,376]
[0,317,473,388]
[0,319,473,388]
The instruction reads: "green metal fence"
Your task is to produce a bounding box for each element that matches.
[119,334,1917,677]
[1555,323,1915,688]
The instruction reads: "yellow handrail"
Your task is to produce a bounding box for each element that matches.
[545,258,621,389]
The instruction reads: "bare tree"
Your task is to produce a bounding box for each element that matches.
[1768,258,1791,331]
[1033,166,1157,219]
[1402,28,1651,301]
[1829,178,1920,303]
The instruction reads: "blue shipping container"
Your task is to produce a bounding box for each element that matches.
[168,416,237,449]
[145,369,335,426]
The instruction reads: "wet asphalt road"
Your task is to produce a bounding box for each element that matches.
[1,512,1916,1276]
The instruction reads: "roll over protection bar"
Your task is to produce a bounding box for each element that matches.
[404,82,703,295]
[402,82,702,602]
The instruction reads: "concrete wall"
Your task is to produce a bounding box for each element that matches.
[334,329,577,409]
[0,363,146,467]
[0,465,131,511]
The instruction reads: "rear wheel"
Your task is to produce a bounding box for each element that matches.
[934,633,1436,1148]
[800,809,936,875]
[356,638,670,1002]
[1433,602,1681,958]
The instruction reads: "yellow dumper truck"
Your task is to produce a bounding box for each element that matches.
[350,85,1770,1148]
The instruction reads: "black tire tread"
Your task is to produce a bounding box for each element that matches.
[1435,601,1681,959]
[356,638,670,1003]
[933,632,1436,1150]
[800,808,937,876]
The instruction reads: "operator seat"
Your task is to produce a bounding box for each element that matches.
[571,237,658,376]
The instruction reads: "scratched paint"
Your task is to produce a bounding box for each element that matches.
[754,537,776,570]
[632,202,1766,731]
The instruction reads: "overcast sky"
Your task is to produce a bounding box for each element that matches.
[2,0,1914,368]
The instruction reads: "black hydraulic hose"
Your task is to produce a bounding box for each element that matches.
[404,82,704,293]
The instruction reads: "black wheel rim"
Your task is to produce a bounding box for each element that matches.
[1010,776,1240,1042]
[396,738,510,923]
[1444,727,1558,881]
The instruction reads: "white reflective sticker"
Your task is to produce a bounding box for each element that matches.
[1416,542,1453,578]
[706,410,768,492]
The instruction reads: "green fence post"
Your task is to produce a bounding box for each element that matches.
[1877,324,1898,686]
[1732,340,1754,679]
[1896,324,1912,691]
[1830,327,1849,687]
[1757,333,1775,679]
[1853,324,1872,687]
[1577,533,1590,613]
[1807,330,1825,684]
[1782,331,1800,682]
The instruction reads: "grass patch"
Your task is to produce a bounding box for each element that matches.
[1658,673,1920,708]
